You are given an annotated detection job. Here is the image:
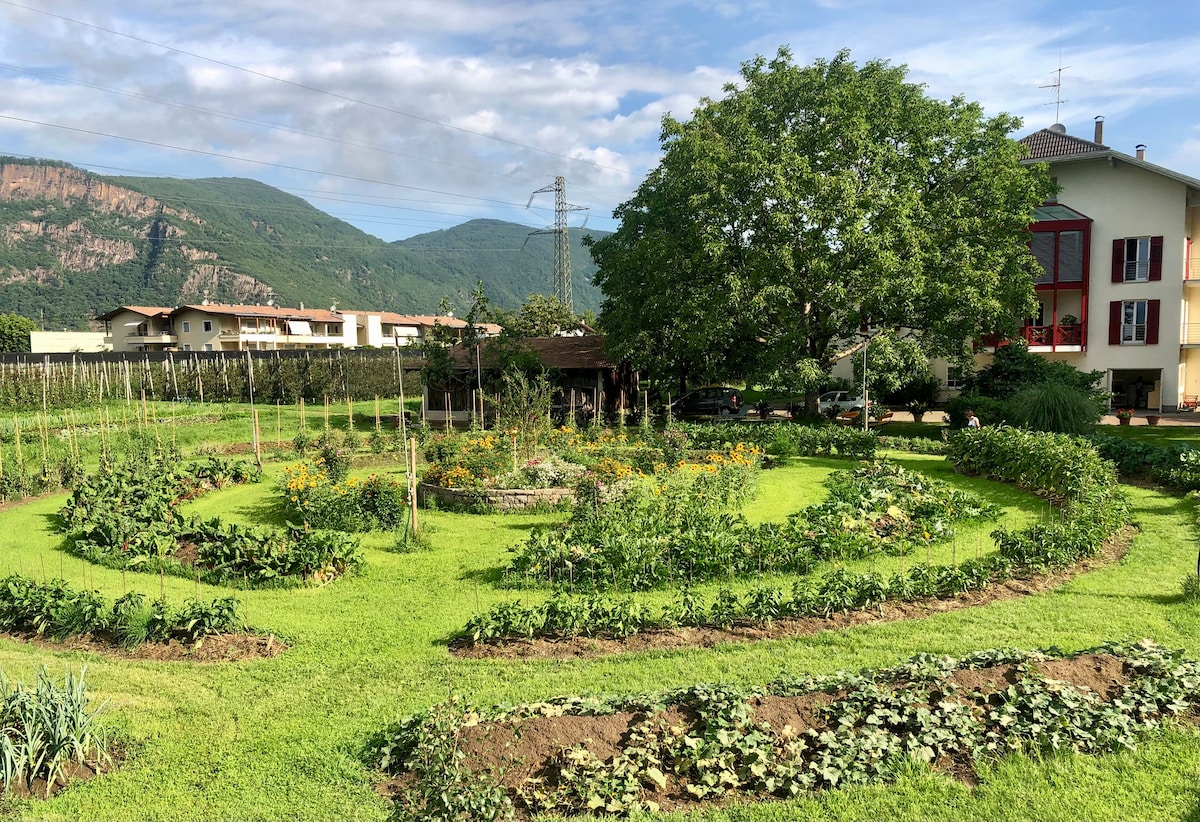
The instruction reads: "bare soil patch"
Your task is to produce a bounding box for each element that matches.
[453,528,1134,661]
[0,630,286,662]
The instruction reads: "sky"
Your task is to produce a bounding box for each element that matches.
[0,0,1196,243]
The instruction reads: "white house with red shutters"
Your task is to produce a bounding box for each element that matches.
[999,119,1200,411]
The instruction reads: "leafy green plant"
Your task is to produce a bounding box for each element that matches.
[381,643,1200,818]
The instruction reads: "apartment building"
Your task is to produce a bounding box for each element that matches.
[99,303,501,353]
[1012,120,1200,411]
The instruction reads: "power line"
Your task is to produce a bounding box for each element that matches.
[0,0,632,177]
[0,60,571,192]
[0,113,535,210]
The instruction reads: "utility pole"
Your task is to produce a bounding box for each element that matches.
[527,177,587,312]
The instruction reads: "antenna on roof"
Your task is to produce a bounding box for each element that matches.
[1040,60,1070,125]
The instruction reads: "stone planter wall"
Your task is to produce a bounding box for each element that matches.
[417,482,574,511]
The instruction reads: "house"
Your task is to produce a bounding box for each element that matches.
[96,306,177,351]
[355,313,502,348]
[422,335,637,425]
[1006,119,1200,411]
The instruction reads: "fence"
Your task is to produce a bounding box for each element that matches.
[0,348,427,410]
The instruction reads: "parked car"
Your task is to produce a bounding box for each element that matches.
[671,386,746,417]
[817,390,867,413]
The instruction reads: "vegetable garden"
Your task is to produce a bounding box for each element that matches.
[0,400,1193,821]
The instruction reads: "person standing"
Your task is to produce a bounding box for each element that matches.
[966,410,981,428]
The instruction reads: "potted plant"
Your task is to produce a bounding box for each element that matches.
[1147,413,1162,426]
[1115,408,1134,426]
[906,400,930,423]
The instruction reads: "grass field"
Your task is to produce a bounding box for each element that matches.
[0,411,1196,821]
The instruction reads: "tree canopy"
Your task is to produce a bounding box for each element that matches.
[0,313,36,352]
[587,49,1054,397]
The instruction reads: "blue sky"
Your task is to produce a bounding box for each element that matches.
[0,0,1196,242]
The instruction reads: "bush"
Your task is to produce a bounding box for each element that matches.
[1007,381,1103,434]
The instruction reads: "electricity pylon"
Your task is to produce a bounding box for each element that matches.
[527,176,587,312]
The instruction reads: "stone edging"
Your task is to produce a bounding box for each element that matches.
[417,482,574,511]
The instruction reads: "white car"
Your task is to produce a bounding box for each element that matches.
[817,390,867,413]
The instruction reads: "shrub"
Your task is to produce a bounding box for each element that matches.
[1007,381,1103,434]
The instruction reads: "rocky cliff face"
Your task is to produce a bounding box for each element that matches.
[0,163,196,222]
[0,161,272,324]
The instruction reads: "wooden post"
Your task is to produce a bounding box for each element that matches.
[408,436,419,535]
[252,408,262,471]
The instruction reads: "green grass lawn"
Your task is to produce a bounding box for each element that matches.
[0,417,1196,821]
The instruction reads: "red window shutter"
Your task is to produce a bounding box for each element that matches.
[1109,301,1122,345]
[1112,239,1125,282]
[1146,299,1160,344]
[1149,236,1163,281]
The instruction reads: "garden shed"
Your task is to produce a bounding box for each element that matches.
[422,335,638,426]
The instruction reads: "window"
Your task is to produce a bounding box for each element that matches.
[202,320,213,332]
[1111,236,1163,283]
[182,343,192,351]
[1109,299,1160,346]
[1125,238,1150,282]
[945,367,966,390]
[181,321,191,333]
[1122,300,1148,342]
[203,343,214,351]
[1031,229,1084,284]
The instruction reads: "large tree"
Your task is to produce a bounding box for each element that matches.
[588,49,1055,402]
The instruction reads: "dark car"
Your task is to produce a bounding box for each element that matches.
[671,386,746,417]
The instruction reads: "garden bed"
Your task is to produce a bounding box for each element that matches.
[418,481,574,511]
[452,527,1134,660]
[379,642,1200,819]
[1,629,286,662]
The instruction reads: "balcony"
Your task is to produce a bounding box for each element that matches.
[1022,323,1083,349]
[1186,258,1200,283]
[979,323,1084,352]
[124,332,178,345]
[1182,324,1200,346]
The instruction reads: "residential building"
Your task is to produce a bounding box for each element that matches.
[1010,120,1200,411]
[355,313,502,348]
[96,306,177,351]
[98,304,500,353]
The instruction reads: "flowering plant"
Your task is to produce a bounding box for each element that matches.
[1115,408,1134,421]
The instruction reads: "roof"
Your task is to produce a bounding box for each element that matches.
[449,335,615,370]
[1019,127,1108,160]
[1020,126,1200,195]
[177,304,343,323]
[95,305,173,321]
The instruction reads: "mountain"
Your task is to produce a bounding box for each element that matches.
[0,158,607,329]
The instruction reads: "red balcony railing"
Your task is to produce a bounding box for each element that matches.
[978,323,1084,350]
[1022,323,1083,346]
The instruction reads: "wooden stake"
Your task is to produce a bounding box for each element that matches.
[409,436,419,535]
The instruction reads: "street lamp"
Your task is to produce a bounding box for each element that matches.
[861,334,870,433]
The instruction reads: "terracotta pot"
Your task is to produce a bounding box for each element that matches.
[1147,415,1161,426]
[1118,417,1131,426]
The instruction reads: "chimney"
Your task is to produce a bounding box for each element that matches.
[299,302,304,310]
[1136,144,1146,161]
[1093,116,1104,144]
